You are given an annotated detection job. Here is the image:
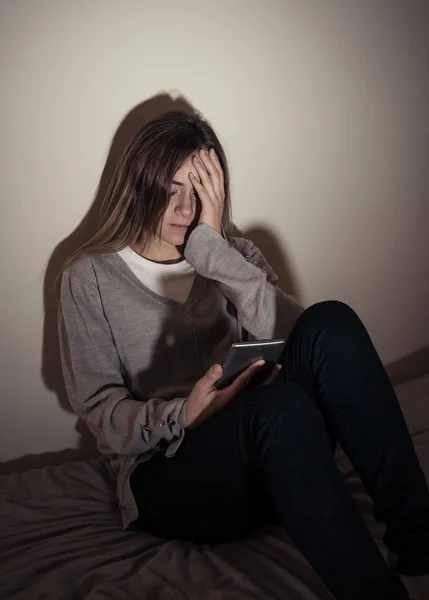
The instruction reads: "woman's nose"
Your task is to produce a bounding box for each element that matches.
[175,193,195,219]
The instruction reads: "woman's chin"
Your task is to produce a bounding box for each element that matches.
[163,224,196,251]
[168,232,186,246]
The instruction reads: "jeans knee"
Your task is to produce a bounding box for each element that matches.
[307,300,357,322]
[298,300,365,342]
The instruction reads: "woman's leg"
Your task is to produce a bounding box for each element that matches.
[130,394,263,544]
[281,300,429,576]
[131,383,408,600]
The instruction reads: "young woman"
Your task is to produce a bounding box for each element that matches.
[59,110,428,600]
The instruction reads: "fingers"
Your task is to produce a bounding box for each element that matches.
[189,172,211,205]
[197,364,223,393]
[209,149,224,178]
[203,149,224,199]
[260,364,282,386]
[225,360,265,397]
[201,149,219,179]
[192,152,217,201]
[209,150,225,199]
[192,149,224,202]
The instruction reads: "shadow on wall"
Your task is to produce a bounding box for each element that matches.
[0,420,94,475]
[240,226,302,302]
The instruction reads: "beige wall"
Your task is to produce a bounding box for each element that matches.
[1,0,428,463]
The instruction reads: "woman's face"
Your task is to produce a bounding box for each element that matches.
[144,154,201,261]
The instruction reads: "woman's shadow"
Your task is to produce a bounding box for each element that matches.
[236,226,301,302]
[37,93,302,471]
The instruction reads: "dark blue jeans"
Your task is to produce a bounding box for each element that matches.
[131,302,429,600]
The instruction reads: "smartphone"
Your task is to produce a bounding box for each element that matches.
[216,339,286,390]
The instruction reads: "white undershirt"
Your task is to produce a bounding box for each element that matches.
[117,246,196,304]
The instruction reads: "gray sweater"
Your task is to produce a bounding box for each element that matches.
[59,223,303,527]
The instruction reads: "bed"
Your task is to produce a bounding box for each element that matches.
[1,374,429,600]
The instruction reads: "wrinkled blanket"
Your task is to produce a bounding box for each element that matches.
[1,375,428,600]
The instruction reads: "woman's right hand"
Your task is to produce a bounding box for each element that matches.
[184,360,266,429]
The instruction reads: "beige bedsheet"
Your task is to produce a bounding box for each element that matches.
[1,375,428,600]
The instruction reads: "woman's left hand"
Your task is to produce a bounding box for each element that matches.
[189,148,225,234]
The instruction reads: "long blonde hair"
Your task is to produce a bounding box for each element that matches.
[59,110,233,279]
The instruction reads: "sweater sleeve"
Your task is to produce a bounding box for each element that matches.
[58,258,187,457]
[184,223,304,340]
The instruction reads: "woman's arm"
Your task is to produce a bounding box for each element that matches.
[184,223,303,340]
[58,261,186,456]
